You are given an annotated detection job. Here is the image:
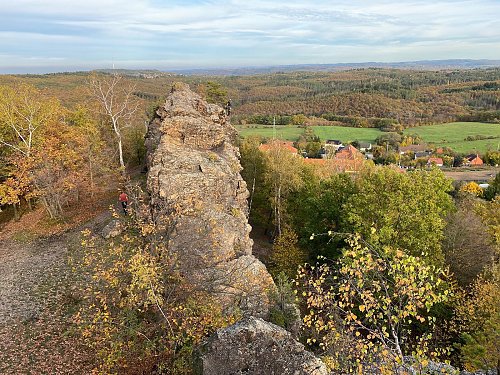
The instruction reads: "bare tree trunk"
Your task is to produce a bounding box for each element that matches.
[248,175,256,214]
[12,202,19,221]
[87,148,95,198]
[56,197,64,219]
[392,327,403,361]
[41,196,55,219]
[118,135,125,170]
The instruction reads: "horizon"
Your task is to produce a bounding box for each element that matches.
[1,0,500,74]
[2,58,500,76]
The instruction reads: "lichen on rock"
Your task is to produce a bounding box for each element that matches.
[194,316,329,375]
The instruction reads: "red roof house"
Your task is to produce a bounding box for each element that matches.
[335,145,364,160]
[466,154,483,166]
[259,140,298,154]
[427,157,444,167]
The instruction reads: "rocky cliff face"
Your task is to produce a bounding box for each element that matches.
[145,82,274,317]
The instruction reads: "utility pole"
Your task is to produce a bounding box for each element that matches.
[273,116,276,140]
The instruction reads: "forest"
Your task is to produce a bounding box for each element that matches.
[0,70,499,374]
[1,67,499,129]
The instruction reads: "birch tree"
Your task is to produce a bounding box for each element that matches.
[89,74,139,170]
[0,84,60,157]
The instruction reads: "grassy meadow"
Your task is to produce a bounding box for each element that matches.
[403,122,500,154]
[236,122,500,154]
[236,125,383,143]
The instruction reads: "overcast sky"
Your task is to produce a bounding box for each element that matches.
[1,0,499,73]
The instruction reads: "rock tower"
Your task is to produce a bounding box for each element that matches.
[145,82,274,317]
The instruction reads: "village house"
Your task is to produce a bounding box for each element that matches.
[335,144,365,160]
[465,154,483,166]
[399,144,428,155]
[414,151,432,159]
[358,142,372,152]
[323,139,343,158]
[427,157,444,167]
[259,140,298,154]
[304,144,365,173]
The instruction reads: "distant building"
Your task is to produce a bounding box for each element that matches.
[427,157,444,167]
[358,142,372,152]
[259,140,298,154]
[304,144,365,173]
[326,139,343,147]
[414,151,431,159]
[466,154,483,166]
[323,140,344,158]
[399,144,428,154]
[335,145,365,160]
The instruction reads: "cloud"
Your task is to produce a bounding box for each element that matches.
[0,0,499,72]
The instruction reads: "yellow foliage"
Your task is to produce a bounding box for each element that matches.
[270,228,307,278]
[460,182,483,197]
[296,233,451,372]
[74,212,238,374]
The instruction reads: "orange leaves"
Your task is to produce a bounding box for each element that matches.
[0,84,98,219]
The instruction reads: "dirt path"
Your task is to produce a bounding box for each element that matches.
[443,168,498,182]
[0,211,112,374]
[0,238,69,324]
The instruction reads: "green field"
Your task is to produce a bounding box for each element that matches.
[236,122,500,154]
[403,122,500,154]
[236,125,306,141]
[236,125,382,143]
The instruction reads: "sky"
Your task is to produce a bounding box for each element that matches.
[0,0,499,73]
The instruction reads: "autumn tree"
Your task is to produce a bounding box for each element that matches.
[454,264,500,374]
[0,84,102,219]
[0,84,61,157]
[199,81,228,105]
[262,142,304,237]
[0,84,67,217]
[66,106,109,196]
[342,167,454,264]
[459,181,483,197]
[483,151,500,166]
[297,233,451,373]
[239,136,267,218]
[288,172,356,258]
[269,228,306,278]
[291,113,307,126]
[475,196,500,251]
[443,196,496,285]
[89,73,140,170]
[484,173,500,200]
[29,117,87,219]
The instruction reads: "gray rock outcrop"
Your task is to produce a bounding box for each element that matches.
[145,83,274,317]
[194,316,329,375]
[100,219,123,239]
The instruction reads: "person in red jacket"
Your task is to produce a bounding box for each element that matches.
[119,191,129,215]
